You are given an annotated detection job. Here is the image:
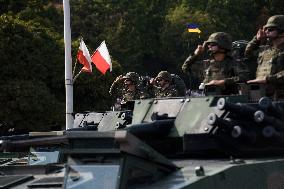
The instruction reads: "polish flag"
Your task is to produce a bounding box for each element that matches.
[77,39,92,73]
[91,41,112,74]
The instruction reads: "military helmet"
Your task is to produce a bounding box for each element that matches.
[205,32,232,50]
[123,72,139,84]
[156,71,172,82]
[263,15,284,31]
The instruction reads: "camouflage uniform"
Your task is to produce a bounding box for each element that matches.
[154,85,178,98]
[153,71,178,98]
[182,32,249,95]
[232,40,257,79]
[245,15,284,98]
[109,72,146,104]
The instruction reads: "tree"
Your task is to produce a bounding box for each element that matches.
[159,3,217,88]
[0,14,65,131]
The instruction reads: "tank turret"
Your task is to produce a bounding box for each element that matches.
[0,93,284,188]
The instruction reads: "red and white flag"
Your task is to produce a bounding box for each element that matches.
[77,39,92,73]
[91,41,112,74]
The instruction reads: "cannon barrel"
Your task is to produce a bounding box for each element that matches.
[0,134,30,141]
[231,125,244,138]
[217,98,258,118]
[258,97,272,109]
[207,113,256,140]
[207,113,247,139]
[207,113,235,129]
[261,126,284,141]
[127,119,174,137]
[258,97,284,118]
[254,110,284,129]
[262,126,276,138]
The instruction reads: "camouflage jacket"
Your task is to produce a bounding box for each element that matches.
[182,54,249,87]
[109,80,147,103]
[109,81,149,103]
[154,85,178,98]
[245,36,284,85]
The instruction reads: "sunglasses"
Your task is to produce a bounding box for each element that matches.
[265,27,277,32]
[207,43,217,47]
[124,79,134,85]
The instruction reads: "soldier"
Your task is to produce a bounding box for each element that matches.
[245,15,284,99]
[109,72,147,105]
[182,32,249,95]
[232,40,258,80]
[151,71,178,98]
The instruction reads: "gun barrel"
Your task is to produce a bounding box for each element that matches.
[0,134,30,141]
[254,110,284,129]
[258,97,283,118]
[262,126,276,138]
[258,97,272,109]
[207,113,235,129]
[127,119,174,137]
[217,98,258,118]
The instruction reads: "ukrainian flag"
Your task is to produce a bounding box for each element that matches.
[187,23,201,33]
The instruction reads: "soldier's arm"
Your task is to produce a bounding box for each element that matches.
[266,70,284,84]
[223,77,239,86]
[224,61,250,85]
[244,36,262,59]
[236,61,250,82]
[245,28,267,58]
[266,52,284,84]
[182,54,200,73]
[182,45,205,73]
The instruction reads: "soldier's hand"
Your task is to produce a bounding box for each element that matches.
[194,45,205,56]
[247,79,266,84]
[256,28,266,41]
[205,80,225,86]
[150,78,156,85]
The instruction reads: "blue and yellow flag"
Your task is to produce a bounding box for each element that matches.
[187,23,201,33]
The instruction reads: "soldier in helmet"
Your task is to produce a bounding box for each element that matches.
[182,32,249,95]
[150,71,178,98]
[245,15,284,99]
[109,72,147,105]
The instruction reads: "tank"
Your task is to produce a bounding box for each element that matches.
[0,85,284,189]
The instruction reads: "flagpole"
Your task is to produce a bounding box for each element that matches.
[73,70,83,82]
[63,0,74,130]
[72,59,78,77]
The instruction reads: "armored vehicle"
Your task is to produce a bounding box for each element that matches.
[0,84,284,189]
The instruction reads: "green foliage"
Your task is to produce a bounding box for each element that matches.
[0,80,64,131]
[0,13,65,131]
[204,0,264,39]
[0,0,28,15]
[265,0,284,15]
[160,4,216,67]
